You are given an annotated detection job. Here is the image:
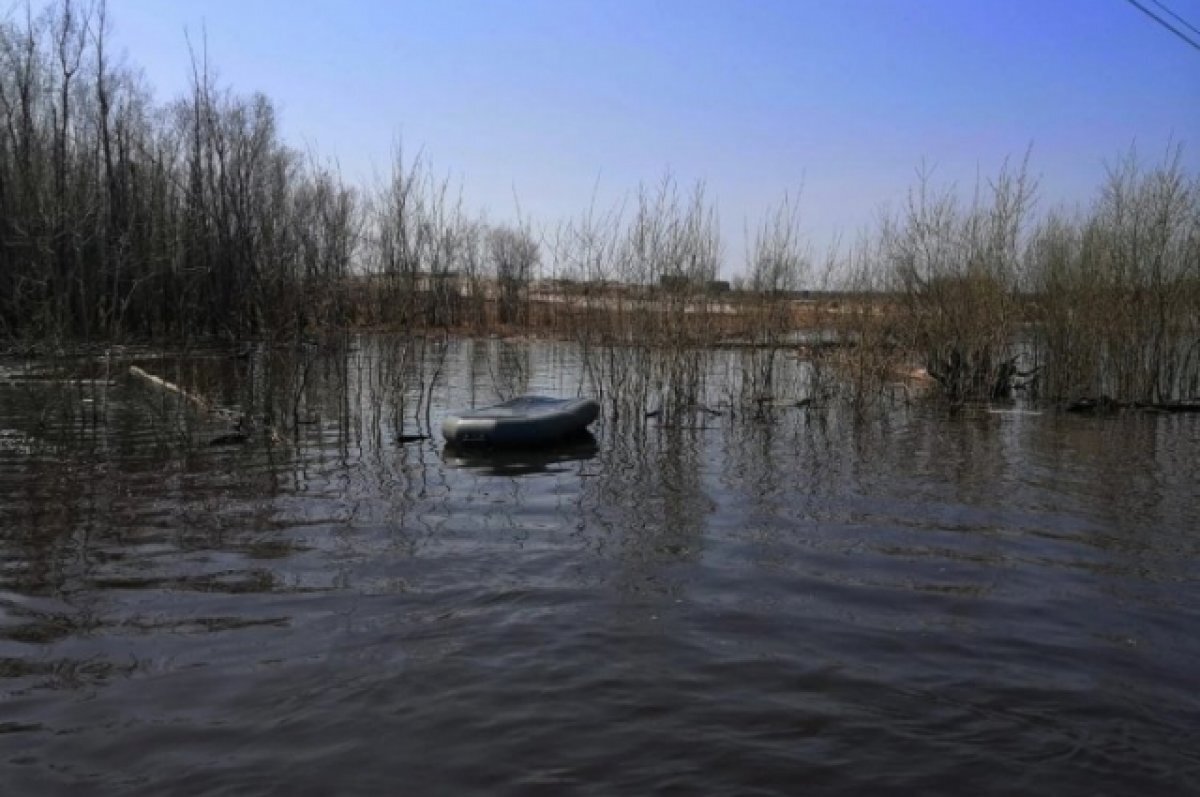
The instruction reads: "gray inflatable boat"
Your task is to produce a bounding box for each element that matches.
[442,395,600,447]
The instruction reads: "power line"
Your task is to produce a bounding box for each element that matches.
[1150,0,1200,37]
[1123,0,1200,52]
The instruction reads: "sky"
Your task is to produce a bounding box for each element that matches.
[19,0,1199,277]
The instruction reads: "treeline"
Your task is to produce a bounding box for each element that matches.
[0,1,539,344]
[3,2,1198,408]
[0,1,354,340]
[869,151,1200,404]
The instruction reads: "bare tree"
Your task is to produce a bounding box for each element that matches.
[488,223,538,325]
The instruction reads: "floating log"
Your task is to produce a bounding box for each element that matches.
[128,365,212,412]
[128,365,282,443]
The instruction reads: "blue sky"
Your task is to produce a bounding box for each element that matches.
[33,0,1200,275]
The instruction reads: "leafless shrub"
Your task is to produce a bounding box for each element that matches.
[739,194,810,404]
[884,157,1036,402]
[1028,147,1200,402]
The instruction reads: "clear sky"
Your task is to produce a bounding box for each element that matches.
[24,0,1200,276]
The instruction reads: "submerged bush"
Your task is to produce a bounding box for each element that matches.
[3,2,1196,413]
[1027,149,1200,402]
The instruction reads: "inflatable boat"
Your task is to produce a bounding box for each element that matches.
[441,395,600,447]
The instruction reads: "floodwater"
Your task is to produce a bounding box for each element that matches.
[1,338,1198,796]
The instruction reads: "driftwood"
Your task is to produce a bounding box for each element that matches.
[128,365,281,444]
[128,365,213,413]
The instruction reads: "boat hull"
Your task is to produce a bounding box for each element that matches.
[441,395,600,447]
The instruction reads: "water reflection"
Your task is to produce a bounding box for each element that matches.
[1,338,1198,796]
[442,433,599,477]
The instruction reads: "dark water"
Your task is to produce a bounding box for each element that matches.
[1,339,1198,795]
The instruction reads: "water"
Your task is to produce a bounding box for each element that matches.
[1,339,1198,795]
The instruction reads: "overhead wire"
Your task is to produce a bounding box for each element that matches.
[1122,0,1200,52]
[1149,0,1200,37]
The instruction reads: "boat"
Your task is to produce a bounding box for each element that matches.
[441,395,600,447]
